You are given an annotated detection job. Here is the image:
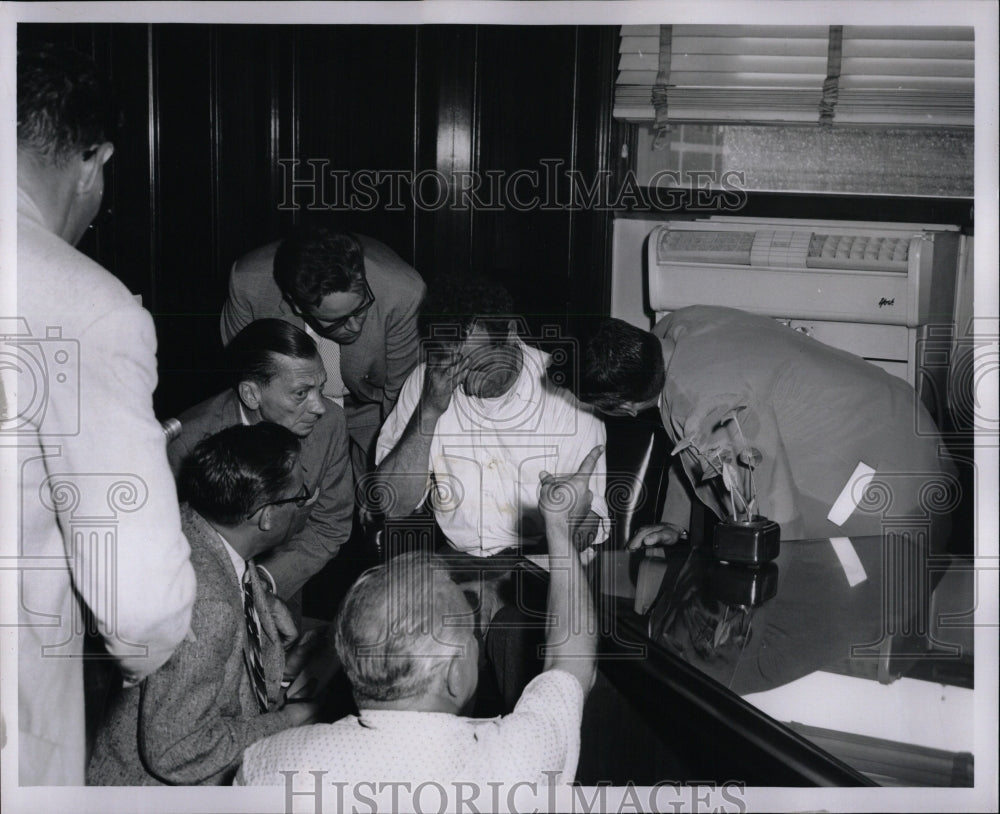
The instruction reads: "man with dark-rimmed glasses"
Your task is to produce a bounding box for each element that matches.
[221,226,426,480]
[89,423,323,785]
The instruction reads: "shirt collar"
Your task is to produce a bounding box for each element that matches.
[214,527,249,584]
[17,186,47,228]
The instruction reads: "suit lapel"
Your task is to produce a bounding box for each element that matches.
[183,506,285,711]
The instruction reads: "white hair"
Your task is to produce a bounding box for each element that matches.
[334,552,476,704]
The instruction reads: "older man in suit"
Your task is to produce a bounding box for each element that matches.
[221,226,425,480]
[88,423,321,785]
[168,319,353,602]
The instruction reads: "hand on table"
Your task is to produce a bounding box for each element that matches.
[626,523,687,551]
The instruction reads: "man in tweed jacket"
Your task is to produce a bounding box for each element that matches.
[88,424,320,785]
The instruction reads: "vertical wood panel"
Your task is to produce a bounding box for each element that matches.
[473,26,579,338]
[295,25,418,260]
[215,26,286,267]
[414,25,478,284]
[566,26,618,339]
[151,24,222,417]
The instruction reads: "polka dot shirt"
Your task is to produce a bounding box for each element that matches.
[235,669,583,788]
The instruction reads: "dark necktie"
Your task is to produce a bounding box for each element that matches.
[243,568,269,713]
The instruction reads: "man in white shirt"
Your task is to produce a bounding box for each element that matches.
[373,278,609,557]
[236,447,602,792]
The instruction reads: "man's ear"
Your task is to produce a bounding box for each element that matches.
[443,653,467,701]
[239,380,262,411]
[504,318,518,341]
[76,142,114,195]
[257,504,274,532]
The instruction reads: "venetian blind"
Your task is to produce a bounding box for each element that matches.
[614,25,974,129]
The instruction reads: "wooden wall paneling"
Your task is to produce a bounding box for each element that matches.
[565,26,618,340]
[472,26,579,338]
[295,26,419,262]
[215,26,285,275]
[100,25,157,309]
[413,25,479,285]
[150,24,223,418]
[271,26,300,236]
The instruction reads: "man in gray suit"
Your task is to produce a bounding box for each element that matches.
[88,423,321,785]
[168,319,353,602]
[221,226,425,479]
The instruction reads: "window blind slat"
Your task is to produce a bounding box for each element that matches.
[619,53,828,75]
[843,25,974,41]
[671,36,830,56]
[841,57,974,78]
[618,72,826,88]
[843,38,974,59]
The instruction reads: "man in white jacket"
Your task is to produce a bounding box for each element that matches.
[8,41,196,785]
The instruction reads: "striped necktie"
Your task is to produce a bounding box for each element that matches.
[243,568,268,713]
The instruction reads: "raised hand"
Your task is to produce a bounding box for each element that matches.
[538,444,604,533]
[420,348,473,415]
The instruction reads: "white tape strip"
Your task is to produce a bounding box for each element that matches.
[827,461,876,527]
[830,537,867,587]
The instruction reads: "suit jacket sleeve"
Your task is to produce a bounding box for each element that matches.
[260,409,355,599]
[661,457,694,528]
[220,260,255,345]
[73,305,196,681]
[380,274,425,416]
[137,597,299,785]
[167,430,198,478]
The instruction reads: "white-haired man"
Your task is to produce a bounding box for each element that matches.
[236,446,602,788]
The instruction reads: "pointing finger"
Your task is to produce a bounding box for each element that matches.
[575,444,604,480]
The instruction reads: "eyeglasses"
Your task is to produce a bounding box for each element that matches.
[300,280,375,335]
[246,484,312,519]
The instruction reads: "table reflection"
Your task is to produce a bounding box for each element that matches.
[597,532,975,787]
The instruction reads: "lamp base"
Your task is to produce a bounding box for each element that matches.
[712,516,781,565]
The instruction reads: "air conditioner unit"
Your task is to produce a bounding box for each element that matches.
[642,217,960,394]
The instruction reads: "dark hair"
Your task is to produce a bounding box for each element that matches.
[224,319,320,390]
[179,423,300,526]
[17,41,118,165]
[580,318,665,411]
[418,274,516,344]
[273,226,365,309]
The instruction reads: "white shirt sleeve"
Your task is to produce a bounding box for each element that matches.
[473,669,585,785]
[374,363,427,467]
